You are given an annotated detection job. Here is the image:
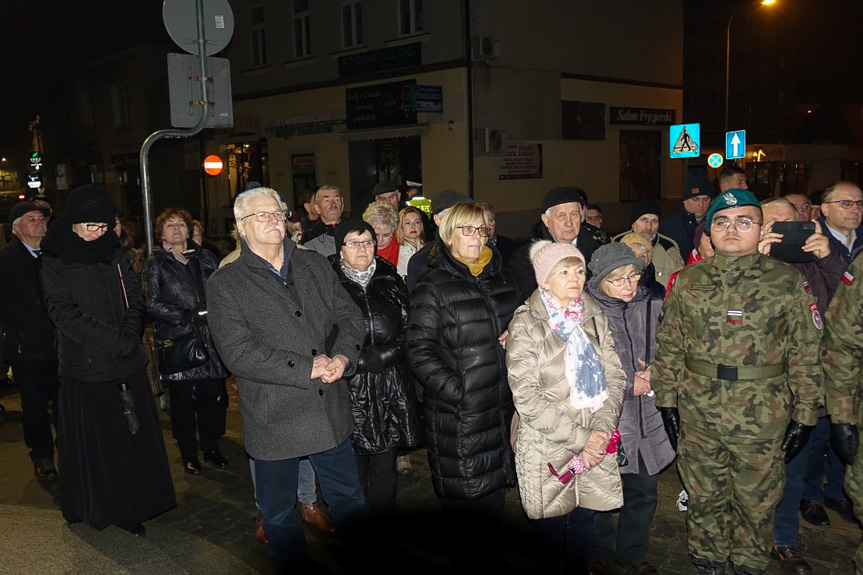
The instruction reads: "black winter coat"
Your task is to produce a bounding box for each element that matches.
[331,256,421,455]
[40,234,148,382]
[0,238,56,362]
[147,244,228,382]
[406,241,520,500]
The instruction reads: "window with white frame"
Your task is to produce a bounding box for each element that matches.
[111,83,130,129]
[294,0,311,58]
[398,0,423,36]
[250,5,267,67]
[341,1,363,48]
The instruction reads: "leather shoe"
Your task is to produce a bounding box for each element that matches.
[631,561,659,575]
[125,523,146,537]
[253,510,268,544]
[203,451,228,469]
[824,497,856,523]
[799,499,829,526]
[588,560,608,575]
[34,458,59,483]
[770,545,812,575]
[183,456,203,475]
[299,501,336,534]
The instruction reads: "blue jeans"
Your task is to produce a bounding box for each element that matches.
[802,415,848,501]
[774,441,809,546]
[254,438,369,571]
[249,456,318,508]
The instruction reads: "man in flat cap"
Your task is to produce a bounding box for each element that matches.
[509,186,600,297]
[613,199,683,290]
[653,189,822,575]
[0,201,60,483]
[660,168,715,262]
[373,181,401,210]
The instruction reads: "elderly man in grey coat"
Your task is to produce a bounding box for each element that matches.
[207,187,368,572]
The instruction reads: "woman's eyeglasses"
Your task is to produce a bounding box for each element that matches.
[84,223,110,232]
[343,240,375,249]
[456,225,491,237]
[606,271,642,287]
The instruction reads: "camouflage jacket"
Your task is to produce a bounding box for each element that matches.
[653,252,822,439]
[823,254,863,426]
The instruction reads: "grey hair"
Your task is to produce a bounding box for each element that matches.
[233,187,282,221]
[363,201,399,231]
[760,197,798,220]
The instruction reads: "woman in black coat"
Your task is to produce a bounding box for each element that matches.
[329,220,420,517]
[406,202,520,521]
[40,185,176,536]
[147,208,229,475]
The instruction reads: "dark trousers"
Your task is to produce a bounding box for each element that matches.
[593,461,661,564]
[255,438,369,572]
[168,379,221,458]
[803,415,848,501]
[440,488,509,571]
[11,360,59,463]
[534,506,596,574]
[354,448,398,517]
[774,439,809,546]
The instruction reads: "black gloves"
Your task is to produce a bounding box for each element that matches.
[659,407,680,452]
[781,419,813,463]
[830,422,859,466]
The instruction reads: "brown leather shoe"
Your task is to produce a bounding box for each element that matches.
[589,560,608,575]
[770,545,812,575]
[254,511,268,544]
[397,454,413,475]
[631,561,659,575]
[34,458,59,483]
[299,501,336,534]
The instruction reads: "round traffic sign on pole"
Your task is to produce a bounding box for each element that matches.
[708,153,724,169]
[203,154,224,176]
[163,0,234,56]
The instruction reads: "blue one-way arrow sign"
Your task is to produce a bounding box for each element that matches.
[726,130,746,160]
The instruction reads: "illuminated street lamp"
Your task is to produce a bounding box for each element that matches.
[725,0,777,133]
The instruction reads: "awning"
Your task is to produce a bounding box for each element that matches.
[340,123,429,142]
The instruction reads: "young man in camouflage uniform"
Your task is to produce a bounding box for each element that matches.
[653,189,823,575]
[822,252,863,574]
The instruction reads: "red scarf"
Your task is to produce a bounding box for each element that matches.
[377,240,399,266]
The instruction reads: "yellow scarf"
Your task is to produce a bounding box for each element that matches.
[456,245,493,277]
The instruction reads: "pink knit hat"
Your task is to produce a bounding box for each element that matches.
[529,240,586,287]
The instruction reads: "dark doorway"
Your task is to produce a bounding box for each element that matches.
[348,136,422,216]
[619,130,662,202]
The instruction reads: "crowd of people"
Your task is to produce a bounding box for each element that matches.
[1,171,863,575]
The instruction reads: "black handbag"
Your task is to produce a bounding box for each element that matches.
[156,328,209,375]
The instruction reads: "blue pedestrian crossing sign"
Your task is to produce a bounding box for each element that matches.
[670,123,700,158]
[726,130,746,160]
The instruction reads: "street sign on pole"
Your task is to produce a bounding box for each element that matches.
[708,153,724,169]
[670,123,700,158]
[726,130,746,160]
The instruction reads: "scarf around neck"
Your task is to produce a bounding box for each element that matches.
[456,245,493,277]
[377,238,399,266]
[540,289,609,412]
[341,258,376,288]
[40,217,120,265]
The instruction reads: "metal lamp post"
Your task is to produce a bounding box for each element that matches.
[725,0,776,134]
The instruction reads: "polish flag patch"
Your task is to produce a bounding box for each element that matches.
[843,271,855,285]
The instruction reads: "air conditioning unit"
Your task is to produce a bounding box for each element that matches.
[472,36,501,60]
[479,127,508,154]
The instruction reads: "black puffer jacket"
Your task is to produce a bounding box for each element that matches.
[331,255,421,455]
[147,244,228,382]
[406,241,520,500]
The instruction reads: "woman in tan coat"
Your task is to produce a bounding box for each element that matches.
[507,240,625,574]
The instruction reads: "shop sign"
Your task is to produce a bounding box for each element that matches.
[499,143,543,180]
[264,113,344,139]
[415,85,443,113]
[339,43,421,78]
[292,154,315,171]
[346,80,417,130]
[610,107,675,126]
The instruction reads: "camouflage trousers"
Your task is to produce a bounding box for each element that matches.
[845,432,863,575]
[678,425,785,571]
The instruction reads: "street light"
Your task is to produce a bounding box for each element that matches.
[725,0,777,133]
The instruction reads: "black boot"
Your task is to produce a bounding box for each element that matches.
[692,556,727,575]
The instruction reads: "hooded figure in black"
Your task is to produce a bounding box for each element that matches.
[329,219,421,517]
[40,184,176,536]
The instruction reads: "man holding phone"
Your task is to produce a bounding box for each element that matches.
[758,197,846,574]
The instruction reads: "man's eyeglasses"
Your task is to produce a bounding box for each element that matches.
[711,217,760,233]
[606,271,642,287]
[456,225,491,237]
[85,223,110,232]
[343,239,375,249]
[823,199,863,210]
[241,210,290,222]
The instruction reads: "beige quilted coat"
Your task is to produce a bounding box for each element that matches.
[506,290,625,519]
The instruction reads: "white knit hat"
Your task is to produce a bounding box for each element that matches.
[529,240,586,287]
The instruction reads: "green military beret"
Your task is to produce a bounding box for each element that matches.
[706,188,761,229]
